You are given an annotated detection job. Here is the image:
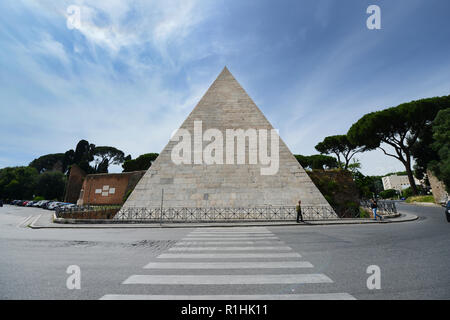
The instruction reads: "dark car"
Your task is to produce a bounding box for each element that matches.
[0,199,3,207]
[446,201,450,223]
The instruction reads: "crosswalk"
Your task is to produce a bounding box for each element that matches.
[100,227,355,300]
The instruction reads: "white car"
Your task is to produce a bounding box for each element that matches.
[47,202,64,210]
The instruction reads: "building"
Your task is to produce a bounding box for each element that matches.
[77,171,146,206]
[118,67,335,217]
[382,174,420,192]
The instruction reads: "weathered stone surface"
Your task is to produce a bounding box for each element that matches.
[122,67,334,212]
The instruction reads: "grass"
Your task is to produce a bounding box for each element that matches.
[405,195,435,203]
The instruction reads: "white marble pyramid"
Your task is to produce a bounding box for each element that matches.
[120,67,334,212]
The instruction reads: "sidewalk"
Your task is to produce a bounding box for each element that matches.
[28,210,418,229]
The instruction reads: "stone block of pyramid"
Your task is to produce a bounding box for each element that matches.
[119,67,335,215]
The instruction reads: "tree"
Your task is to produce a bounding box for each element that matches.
[74,140,96,173]
[29,153,65,173]
[348,95,450,195]
[411,122,439,180]
[429,108,450,191]
[0,166,39,200]
[379,189,398,199]
[351,170,383,199]
[92,146,127,173]
[294,154,339,170]
[122,153,159,172]
[35,171,67,200]
[315,135,363,170]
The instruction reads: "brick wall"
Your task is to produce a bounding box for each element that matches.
[78,171,145,205]
[64,164,86,203]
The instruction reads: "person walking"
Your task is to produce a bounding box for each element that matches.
[370,198,380,221]
[296,200,303,223]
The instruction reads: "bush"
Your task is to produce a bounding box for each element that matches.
[380,189,397,199]
[33,196,45,201]
[405,195,435,203]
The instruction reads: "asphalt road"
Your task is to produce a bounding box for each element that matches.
[0,203,449,300]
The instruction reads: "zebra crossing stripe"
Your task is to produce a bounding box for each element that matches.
[100,293,356,300]
[175,241,284,245]
[157,252,301,259]
[144,261,314,269]
[168,246,292,251]
[184,237,278,241]
[122,273,333,285]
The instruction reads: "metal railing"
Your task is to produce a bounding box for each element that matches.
[55,201,397,222]
[113,206,338,222]
[360,200,397,215]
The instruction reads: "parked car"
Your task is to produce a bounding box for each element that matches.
[25,201,35,207]
[59,203,76,210]
[47,202,65,210]
[445,201,450,223]
[0,199,3,207]
[33,200,45,207]
[43,201,57,209]
[38,200,51,208]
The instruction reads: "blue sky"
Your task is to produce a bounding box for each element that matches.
[1,0,449,175]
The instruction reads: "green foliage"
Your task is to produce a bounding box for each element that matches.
[348,95,450,195]
[379,189,398,199]
[429,108,450,192]
[0,167,67,201]
[0,166,39,200]
[122,153,159,172]
[29,153,65,173]
[351,171,383,198]
[294,154,338,170]
[359,207,370,218]
[93,146,128,173]
[401,187,414,199]
[315,135,362,169]
[405,195,435,203]
[35,171,67,201]
[123,189,133,202]
[307,170,360,217]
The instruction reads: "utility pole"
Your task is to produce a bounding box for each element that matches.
[160,188,164,227]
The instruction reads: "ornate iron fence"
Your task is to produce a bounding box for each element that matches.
[112,206,338,222]
[360,200,397,215]
[55,201,397,222]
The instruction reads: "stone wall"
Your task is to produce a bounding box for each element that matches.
[427,169,448,204]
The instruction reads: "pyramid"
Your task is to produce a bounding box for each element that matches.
[120,67,335,215]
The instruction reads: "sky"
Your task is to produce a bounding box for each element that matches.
[1,0,449,176]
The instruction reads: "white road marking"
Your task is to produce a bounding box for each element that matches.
[30,214,41,227]
[175,241,284,245]
[168,246,292,251]
[123,273,333,285]
[189,231,274,235]
[185,234,275,237]
[100,293,356,300]
[183,237,279,241]
[17,215,33,228]
[157,252,301,259]
[144,261,314,269]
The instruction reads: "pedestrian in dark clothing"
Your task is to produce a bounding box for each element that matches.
[296,200,303,223]
[370,199,381,220]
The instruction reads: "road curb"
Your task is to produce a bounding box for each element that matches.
[27,212,418,229]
